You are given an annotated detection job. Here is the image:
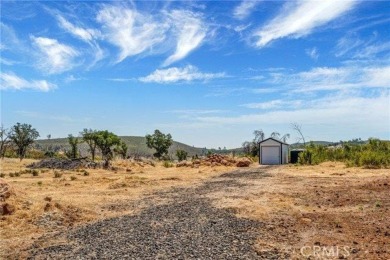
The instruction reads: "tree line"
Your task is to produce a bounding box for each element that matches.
[0,123,186,167]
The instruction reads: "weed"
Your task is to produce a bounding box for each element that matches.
[0,173,5,178]
[32,170,39,176]
[83,170,89,176]
[375,201,382,208]
[9,172,15,177]
[14,171,21,177]
[70,176,77,181]
[37,181,42,186]
[53,171,62,178]
[163,161,174,168]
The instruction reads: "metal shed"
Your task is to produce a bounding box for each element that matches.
[258,138,289,165]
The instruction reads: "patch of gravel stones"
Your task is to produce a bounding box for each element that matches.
[28,168,282,259]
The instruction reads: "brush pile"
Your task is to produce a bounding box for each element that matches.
[176,154,252,168]
[27,158,98,170]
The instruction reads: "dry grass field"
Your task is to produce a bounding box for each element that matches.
[1,158,389,259]
[0,158,238,258]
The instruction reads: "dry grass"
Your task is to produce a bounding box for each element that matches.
[0,158,238,257]
[1,159,389,258]
[208,162,390,258]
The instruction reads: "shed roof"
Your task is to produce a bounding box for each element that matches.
[258,137,289,145]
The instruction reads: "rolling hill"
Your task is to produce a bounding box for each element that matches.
[35,136,205,157]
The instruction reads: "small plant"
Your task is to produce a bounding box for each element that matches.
[176,149,188,162]
[14,171,21,177]
[375,201,382,208]
[53,171,62,178]
[163,161,174,168]
[9,172,15,177]
[70,176,77,181]
[83,170,89,176]
[0,173,5,178]
[37,181,42,186]
[32,170,39,176]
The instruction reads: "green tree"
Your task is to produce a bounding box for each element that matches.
[95,130,121,168]
[114,141,128,159]
[176,149,188,161]
[80,128,98,161]
[145,129,173,159]
[67,134,80,159]
[9,123,40,161]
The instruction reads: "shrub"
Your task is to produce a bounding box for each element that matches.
[163,161,174,168]
[37,181,42,186]
[53,171,62,178]
[70,176,77,181]
[14,171,21,177]
[32,170,39,176]
[9,172,15,177]
[298,139,390,168]
[0,173,5,178]
[176,149,188,162]
[83,170,89,176]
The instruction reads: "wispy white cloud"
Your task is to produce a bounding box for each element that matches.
[0,72,56,92]
[242,99,303,110]
[254,0,358,47]
[162,10,207,67]
[15,111,91,123]
[56,15,100,43]
[193,92,390,131]
[139,65,225,83]
[97,5,167,63]
[233,0,259,20]
[0,22,21,51]
[306,47,319,60]
[30,36,79,74]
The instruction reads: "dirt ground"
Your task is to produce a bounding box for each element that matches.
[1,158,389,259]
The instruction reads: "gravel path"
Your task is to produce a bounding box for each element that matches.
[28,168,278,259]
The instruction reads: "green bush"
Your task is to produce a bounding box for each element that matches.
[163,161,174,168]
[176,149,188,162]
[298,139,390,168]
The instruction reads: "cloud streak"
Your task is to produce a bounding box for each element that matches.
[254,0,358,47]
[0,72,56,92]
[30,36,79,74]
[233,0,259,20]
[97,5,167,63]
[139,65,225,83]
[163,10,207,67]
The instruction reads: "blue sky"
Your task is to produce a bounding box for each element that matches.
[1,0,389,148]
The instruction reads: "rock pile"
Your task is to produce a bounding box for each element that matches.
[0,179,15,215]
[176,154,253,168]
[27,158,98,170]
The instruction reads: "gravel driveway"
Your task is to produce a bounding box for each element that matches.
[28,168,278,259]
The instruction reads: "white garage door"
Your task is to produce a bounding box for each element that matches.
[261,146,280,165]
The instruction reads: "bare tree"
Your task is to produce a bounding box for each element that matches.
[253,130,265,143]
[0,125,11,159]
[270,132,280,139]
[281,133,290,143]
[291,123,306,146]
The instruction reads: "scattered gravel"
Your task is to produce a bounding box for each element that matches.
[27,168,281,259]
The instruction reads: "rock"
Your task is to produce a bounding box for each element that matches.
[0,179,13,201]
[236,158,251,167]
[0,203,15,215]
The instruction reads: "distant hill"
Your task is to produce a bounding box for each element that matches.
[35,136,205,157]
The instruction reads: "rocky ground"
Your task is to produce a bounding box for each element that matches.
[26,169,277,259]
